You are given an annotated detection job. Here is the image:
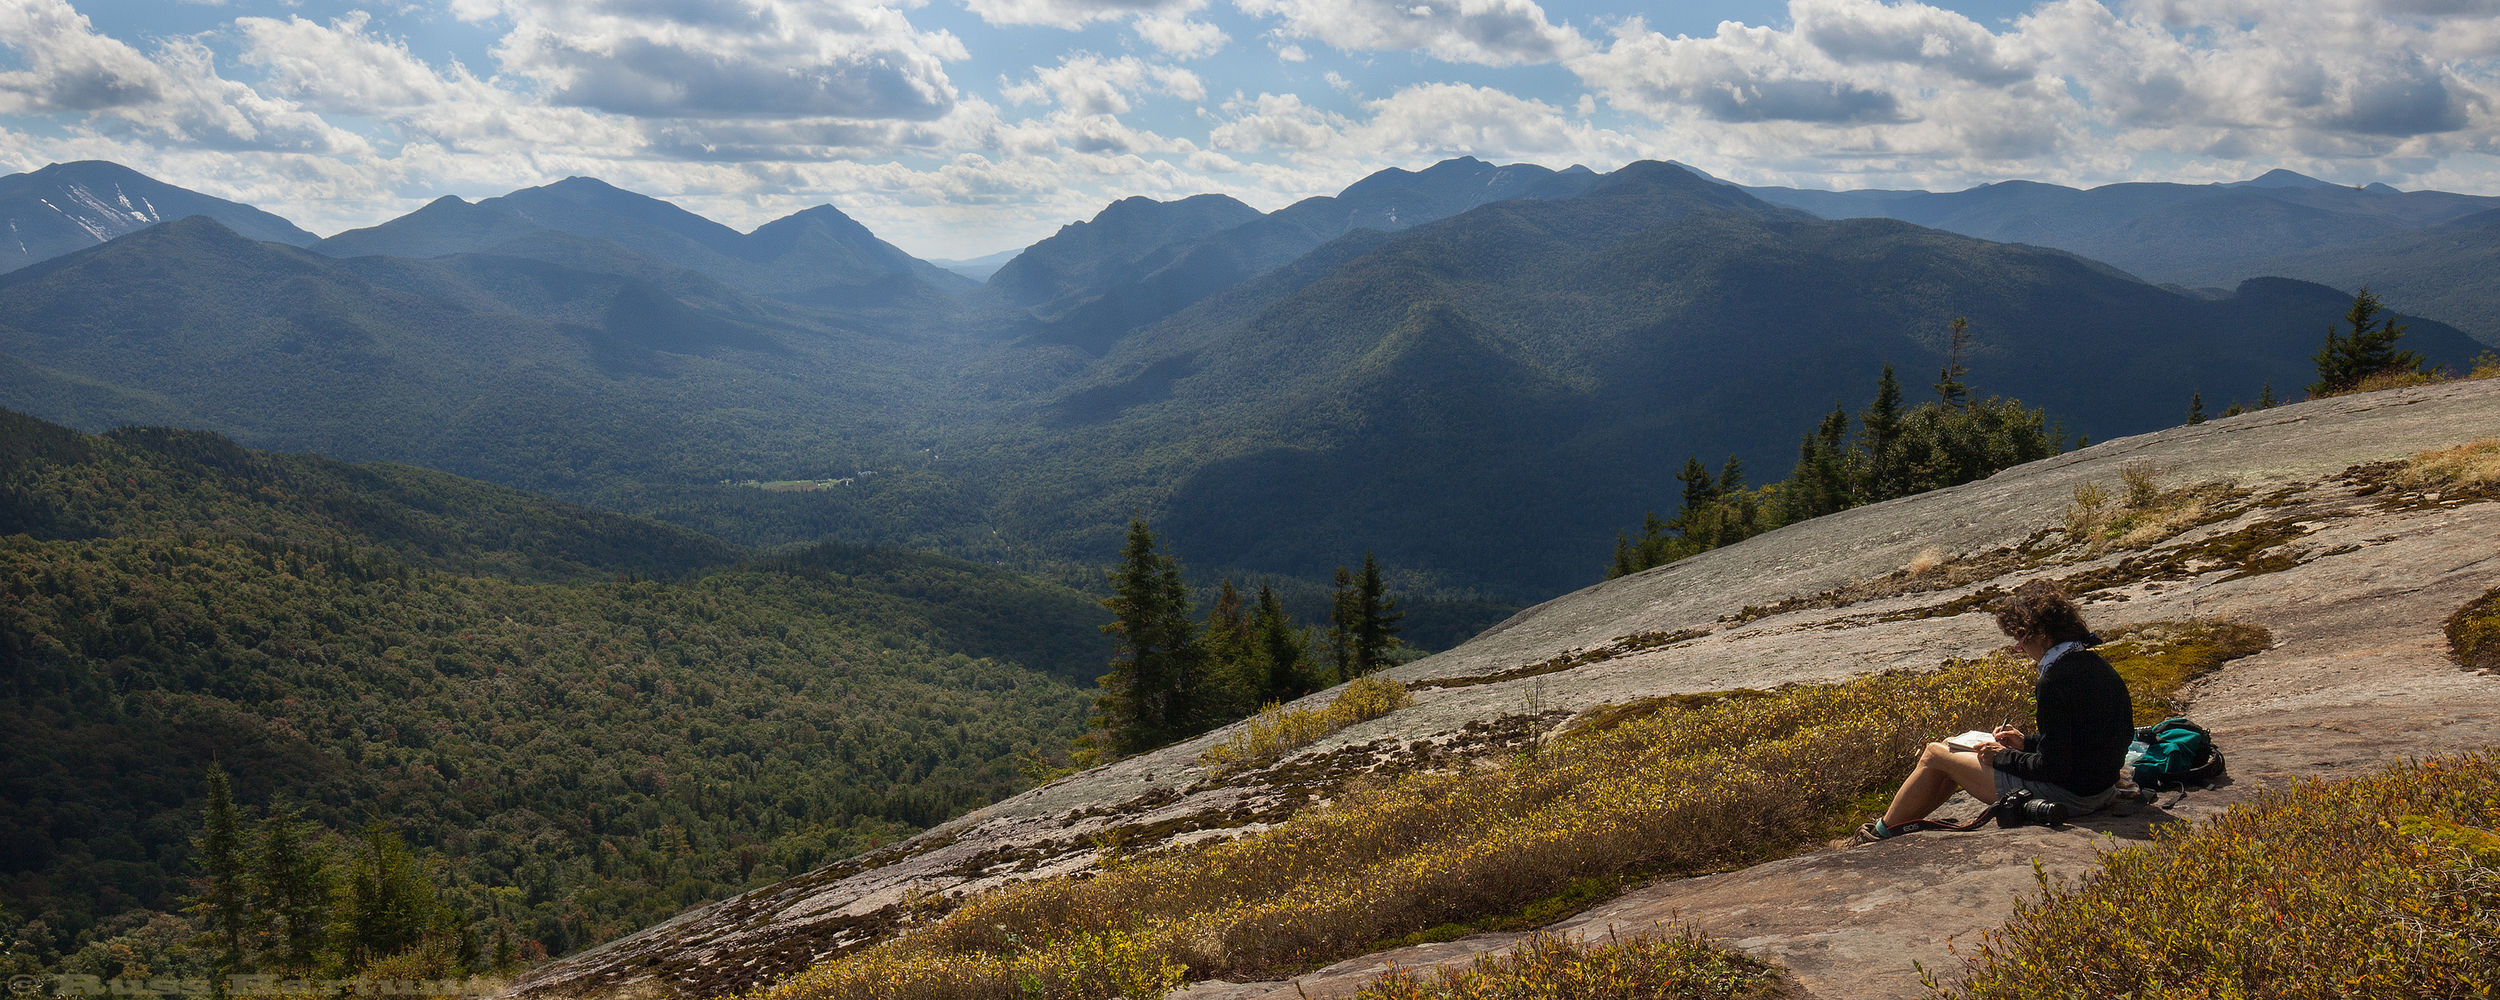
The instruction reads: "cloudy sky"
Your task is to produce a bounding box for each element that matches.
[3,0,2497,257]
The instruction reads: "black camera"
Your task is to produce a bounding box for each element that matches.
[1994,788,2069,828]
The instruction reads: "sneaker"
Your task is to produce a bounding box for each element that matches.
[1848,821,1893,846]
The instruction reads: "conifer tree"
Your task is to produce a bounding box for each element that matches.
[2187,391,2206,425]
[255,807,330,971]
[1352,553,1403,676]
[1200,580,1259,719]
[1860,363,1905,499]
[1251,585,1308,702]
[1326,566,1358,684]
[1095,519,1202,754]
[2309,287,2424,396]
[190,766,250,976]
[337,823,434,971]
[1935,318,1974,411]
[2258,380,2279,409]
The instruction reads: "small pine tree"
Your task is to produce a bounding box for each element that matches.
[2309,287,2424,396]
[2257,380,2278,409]
[190,766,250,976]
[1352,553,1403,676]
[1095,519,1202,754]
[337,823,434,971]
[256,807,331,971]
[1935,318,1974,411]
[1860,363,1905,499]
[1326,566,1358,684]
[1250,585,1308,702]
[2187,391,2206,425]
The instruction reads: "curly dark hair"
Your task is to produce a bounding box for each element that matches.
[1995,579,2092,644]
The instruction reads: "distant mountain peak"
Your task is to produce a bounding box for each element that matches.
[0,159,317,274]
[2236,168,2332,189]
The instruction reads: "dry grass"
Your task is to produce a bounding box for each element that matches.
[745,660,2036,1000]
[1352,928,1785,1000]
[1199,674,1416,777]
[2398,437,2500,489]
[2060,465,2243,558]
[1934,752,2500,998]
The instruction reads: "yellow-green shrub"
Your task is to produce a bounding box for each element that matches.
[1352,928,1782,1000]
[1200,674,1415,776]
[1936,752,2500,999]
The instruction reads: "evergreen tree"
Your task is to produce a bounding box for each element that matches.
[1351,553,1403,676]
[1326,566,1358,684]
[1250,585,1309,702]
[2187,391,2206,425]
[2309,287,2425,396]
[1859,363,1905,500]
[1935,318,1974,410]
[1095,519,1202,754]
[337,823,434,971]
[1199,580,1260,720]
[2258,380,2279,409]
[189,766,250,977]
[255,807,330,971]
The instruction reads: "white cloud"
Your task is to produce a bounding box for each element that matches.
[960,0,1226,58]
[1568,0,2500,182]
[0,0,367,153]
[1234,0,1590,66]
[472,0,967,120]
[1001,54,1204,115]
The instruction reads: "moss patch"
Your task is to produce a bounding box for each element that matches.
[2094,619,2275,725]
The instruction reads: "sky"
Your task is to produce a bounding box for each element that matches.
[2,0,2498,258]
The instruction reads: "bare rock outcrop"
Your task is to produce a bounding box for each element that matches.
[516,379,2500,1000]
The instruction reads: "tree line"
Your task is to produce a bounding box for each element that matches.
[1074,520,1406,760]
[1610,319,2067,578]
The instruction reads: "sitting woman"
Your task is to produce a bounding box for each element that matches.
[1854,579,2134,844]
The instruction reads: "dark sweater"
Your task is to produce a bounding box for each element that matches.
[1992,646,2134,796]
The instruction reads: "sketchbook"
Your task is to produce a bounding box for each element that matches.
[1944,730,1999,751]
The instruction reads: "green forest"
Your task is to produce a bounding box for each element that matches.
[0,409,1113,980]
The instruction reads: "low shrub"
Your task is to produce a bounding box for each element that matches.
[2060,471,2242,557]
[2449,587,2500,673]
[1199,674,1414,777]
[1934,752,2500,999]
[1352,928,1784,1000]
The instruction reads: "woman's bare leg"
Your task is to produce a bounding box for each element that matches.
[1880,742,2001,828]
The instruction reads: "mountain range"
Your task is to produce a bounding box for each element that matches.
[1,161,316,273]
[0,158,2490,608]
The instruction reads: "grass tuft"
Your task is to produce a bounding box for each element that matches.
[1352,928,1786,1000]
[1199,674,1415,777]
[2399,437,2500,490]
[1933,752,2500,998]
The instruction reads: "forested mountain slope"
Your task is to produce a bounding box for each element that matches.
[981,157,1602,355]
[1742,171,2500,286]
[0,409,1108,969]
[0,161,316,273]
[2182,209,2500,347]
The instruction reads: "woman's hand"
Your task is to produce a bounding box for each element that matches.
[1991,726,2026,752]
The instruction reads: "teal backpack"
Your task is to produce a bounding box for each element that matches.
[2131,717,2226,789]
